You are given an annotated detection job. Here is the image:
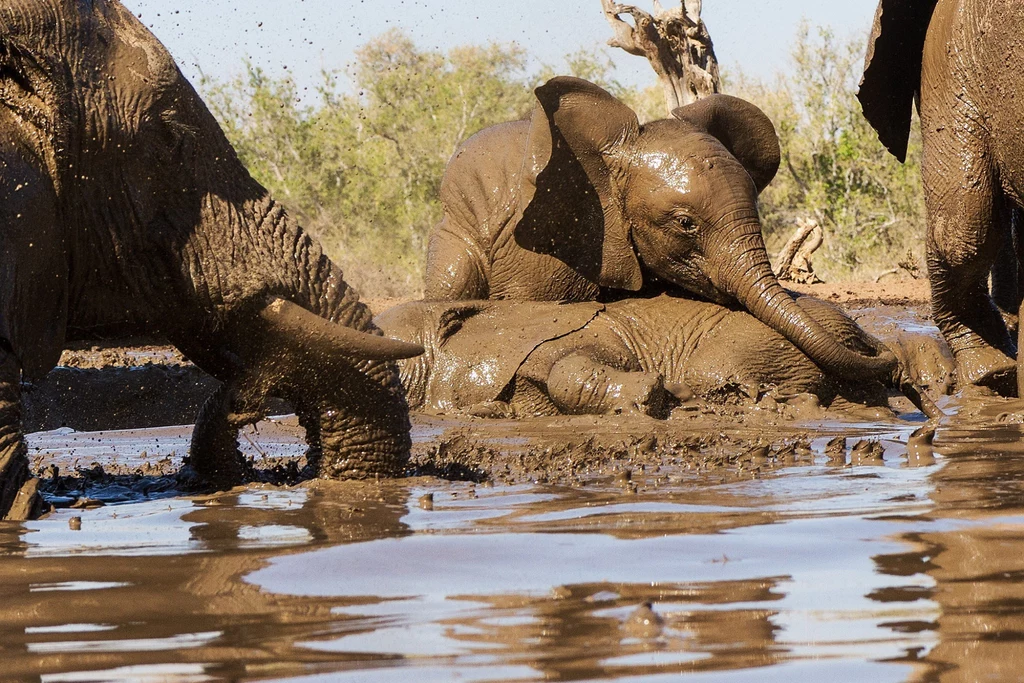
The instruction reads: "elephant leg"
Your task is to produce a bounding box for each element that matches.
[0,349,41,521]
[515,322,656,415]
[294,399,323,477]
[188,384,259,487]
[926,161,1016,392]
[1016,209,1024,398]
[931,250,1015,391]
[545,355,668,416]
[1019,296,1024,397]
[423,218,488,300]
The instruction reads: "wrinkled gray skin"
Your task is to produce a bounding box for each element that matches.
[375,296,895,419]
[425,76,898,388]
[859,0,1024,394]
[0,0,421,520]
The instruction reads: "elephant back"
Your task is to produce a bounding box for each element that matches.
[438,121,533,247]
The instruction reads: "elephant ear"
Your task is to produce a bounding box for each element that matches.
[672,94,781,193]
[426,302,605,412]
[857,0,939,163]
[515,76,644,292]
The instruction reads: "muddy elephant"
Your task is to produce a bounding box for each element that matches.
[858,0,1024,394]
[424,76,897,388]
[375,295,910,419]
[0,0,423,519]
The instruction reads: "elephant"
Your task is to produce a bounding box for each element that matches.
[424,76,898,390]
[0,0,423,519]
[858,0,1024,394]
[374,295,925,420]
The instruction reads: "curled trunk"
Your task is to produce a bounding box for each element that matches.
[716,224,897,382]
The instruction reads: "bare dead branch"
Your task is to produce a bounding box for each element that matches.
[776,217,825,284]
[600,1,720,113]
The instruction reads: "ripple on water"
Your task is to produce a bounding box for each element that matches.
[16,406,1024,681]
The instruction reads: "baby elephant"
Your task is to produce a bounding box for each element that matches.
[375,295,906,419]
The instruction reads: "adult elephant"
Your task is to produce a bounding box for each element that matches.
[425,76,897,386]
[375,296,939,420]
[0,0,422,519]
[858,0,1024,393]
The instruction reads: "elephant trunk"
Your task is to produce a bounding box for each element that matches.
[313,395,412,479]
[243,195,413,476]
[715,222,898,382]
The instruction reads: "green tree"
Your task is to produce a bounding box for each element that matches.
[204,30,537,298]
[729,24,926,280]
[205,26,914,295]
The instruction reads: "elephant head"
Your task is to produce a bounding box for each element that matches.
[0,0,420,477]
[514,77,896,382]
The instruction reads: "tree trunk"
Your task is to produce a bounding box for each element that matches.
[600,0,721,113]
[775,217,824,284]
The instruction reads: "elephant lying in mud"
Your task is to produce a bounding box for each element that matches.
[859,0,1024,394]
[425,76,898,388]
[0,0,422,519]
[375,295,921,419]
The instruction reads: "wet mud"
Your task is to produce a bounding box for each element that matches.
[8,301,1024,681]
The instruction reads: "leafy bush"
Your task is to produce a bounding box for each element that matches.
[204,24,925,297]
[729,24,926,280]
[204,31,539,298]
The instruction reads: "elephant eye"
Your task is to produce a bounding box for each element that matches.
[673,215,699,236]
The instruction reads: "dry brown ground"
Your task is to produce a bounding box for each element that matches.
[365,277,931,317]
[786,276,930,307]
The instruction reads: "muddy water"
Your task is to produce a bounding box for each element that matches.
[1,396,1022,682]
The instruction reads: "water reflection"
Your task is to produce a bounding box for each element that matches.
[873,415,1024,682]
[436,580,785,679]
[0,480,413,680]
[0,416,971,681]
[251,450,939,681]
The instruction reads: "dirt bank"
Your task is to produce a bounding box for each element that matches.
[786,276,930,306]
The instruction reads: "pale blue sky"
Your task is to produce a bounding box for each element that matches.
[120,1,879,95]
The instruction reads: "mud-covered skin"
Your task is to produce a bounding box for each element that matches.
[375,295,894,418]
[859,0,1024,392]
[0,0,416,519]
[426,78,897,385]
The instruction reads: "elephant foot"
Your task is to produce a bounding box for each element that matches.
[546,356,672,417]
[185,421,255,488]
[180,448,252,491]
[188,388,260,489]
[954,346,1017,396]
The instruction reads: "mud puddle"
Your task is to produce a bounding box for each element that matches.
[5,302,1023,681]
[3,402,1018,681]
